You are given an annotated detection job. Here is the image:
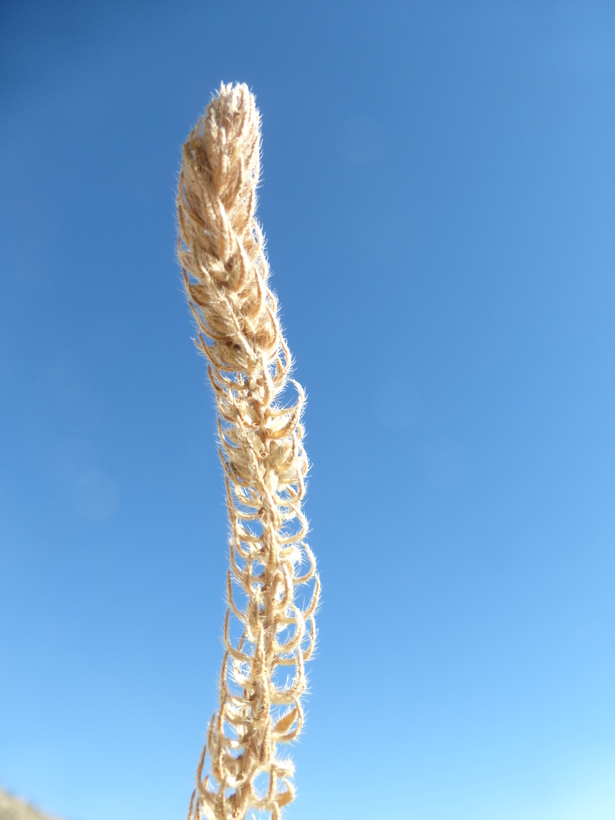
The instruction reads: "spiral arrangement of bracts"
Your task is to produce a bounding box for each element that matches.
[177,83,320,820]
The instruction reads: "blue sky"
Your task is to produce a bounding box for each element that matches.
[2,1,615,818]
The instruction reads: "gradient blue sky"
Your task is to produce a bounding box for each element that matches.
[2,1,615,818]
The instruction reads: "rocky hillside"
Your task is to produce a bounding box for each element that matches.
[0,790,58,820]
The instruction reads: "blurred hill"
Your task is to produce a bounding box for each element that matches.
[0,790,58,820]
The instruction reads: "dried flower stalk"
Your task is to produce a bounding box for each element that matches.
[177,83,319,820]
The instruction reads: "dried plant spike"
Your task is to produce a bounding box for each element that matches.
[177,82,320,820]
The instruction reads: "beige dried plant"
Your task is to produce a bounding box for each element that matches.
[177,83,320,820]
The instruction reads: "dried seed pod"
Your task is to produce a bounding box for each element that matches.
[177,82,320,820]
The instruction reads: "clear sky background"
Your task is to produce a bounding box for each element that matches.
[1,1,615,819]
